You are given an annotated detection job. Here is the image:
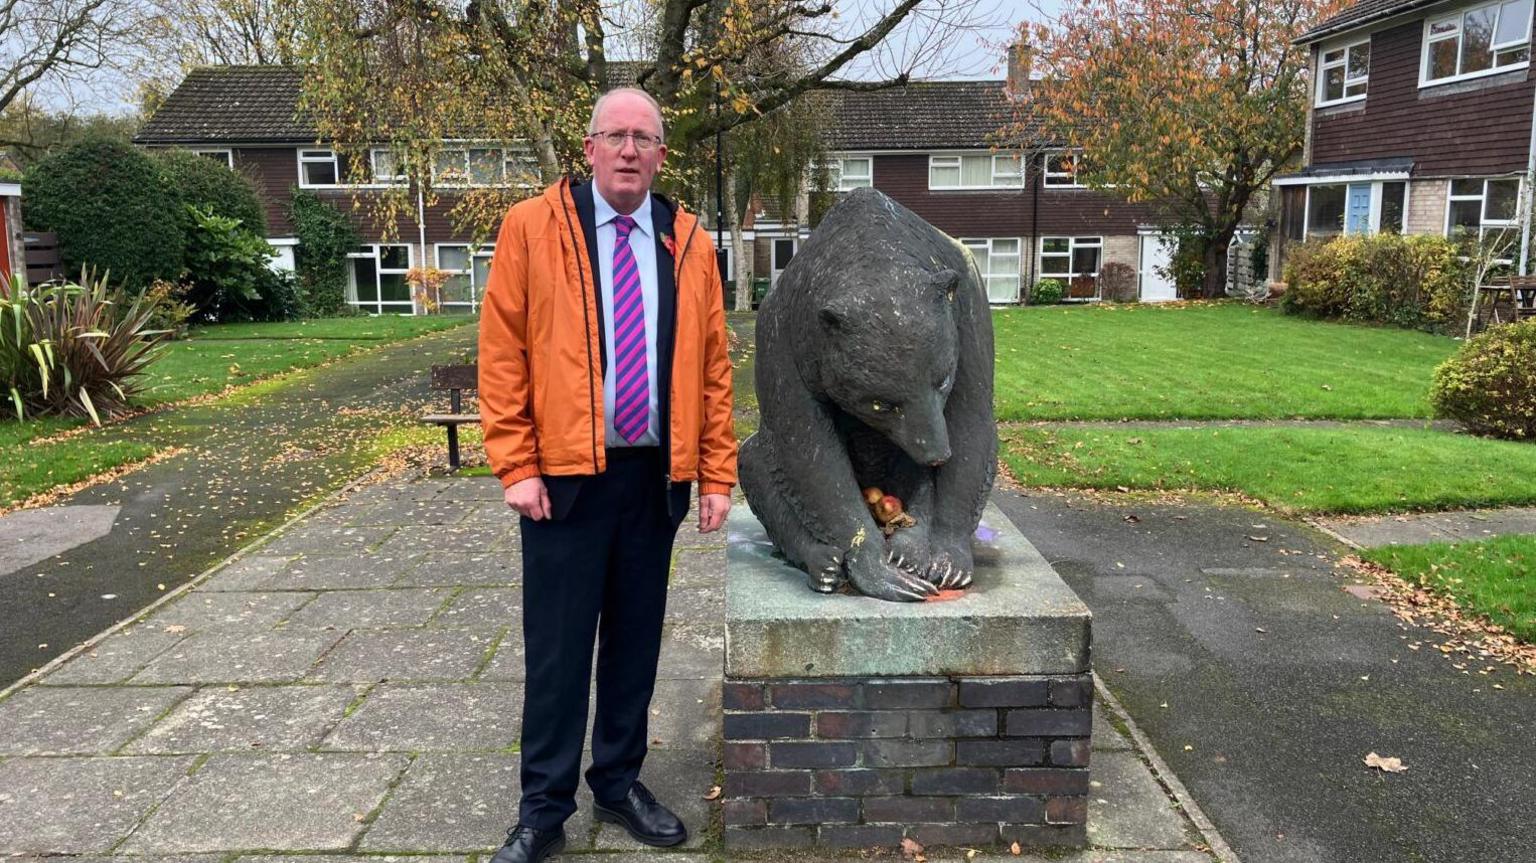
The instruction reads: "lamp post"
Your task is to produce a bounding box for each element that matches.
[714,80,728,304]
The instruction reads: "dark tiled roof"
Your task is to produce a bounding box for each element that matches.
[1297,0,1447,43]
[136,66,313,143]
[135,62,653,145]
[821,80,1038,151]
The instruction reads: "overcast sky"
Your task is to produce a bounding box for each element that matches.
[43,0,1062,116]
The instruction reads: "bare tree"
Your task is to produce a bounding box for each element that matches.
[0,0,143,116]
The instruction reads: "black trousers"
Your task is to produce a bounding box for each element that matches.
[516,447,686,830]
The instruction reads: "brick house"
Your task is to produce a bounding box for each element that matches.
[1272,0,1536,276]
[136,63,1185,312]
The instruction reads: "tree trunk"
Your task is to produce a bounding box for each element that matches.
[725,170,752,311]
[1202,226,1237,298]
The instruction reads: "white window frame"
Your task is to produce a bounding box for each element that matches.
[1420,0,1532,87]
[433,243,494,313]
[1038,236,1104,298]
[832,155,873,191]
[1043,151,1085,188]
[297,148,341,188]
[1317,38,1371,106]
[1293,179,1413,239]
[346,243,415,315]
[191,148,233,169]
[960,237,1023,303]
[369,148,407,185]
[928,152,1025,190]
[1445,178,1522,253]
[432,142,538,188]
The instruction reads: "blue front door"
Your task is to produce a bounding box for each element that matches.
[1345,183,1372,234]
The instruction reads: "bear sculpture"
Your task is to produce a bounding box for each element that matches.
[739,189,998,602]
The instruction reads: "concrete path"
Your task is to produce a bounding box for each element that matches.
[1316,505,1536,548]
[996,486,1536,863]
[0,472,1219,862]
[0,323,476,687]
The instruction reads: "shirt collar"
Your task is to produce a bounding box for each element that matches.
[592,184,652,237]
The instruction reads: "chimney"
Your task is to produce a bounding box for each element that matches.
[1005,42,1032,98]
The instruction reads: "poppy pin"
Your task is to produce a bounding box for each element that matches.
[661,232,676,258]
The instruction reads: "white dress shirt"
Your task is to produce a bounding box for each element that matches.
[592,185,661,447]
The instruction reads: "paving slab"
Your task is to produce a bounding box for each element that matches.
[266,552,426,590]
[590,748,717,851]
[433,586,523,624]
[0,685,192,755]
[372,523,513,557]
[305,627,503,683]
[1091,705,1134,751]
[121,752,409,852]
[258,525,398,556]
[644,677,721,751]
[394,551,520,587]
[655,621,723,680]
[359,752,520,851]
[348,498,474,527]
[140,590,317,630]
[0,755,197,853]
[283,587,455,629]
[128,629,344,684]
[1087,751,1194,849]
[477,630,526,681]
[663,586,726,626]
[121,683,364,754]
[669,546,726,590]
[197,555,298,591]
[39,628,187,685]
[320,682,523,752]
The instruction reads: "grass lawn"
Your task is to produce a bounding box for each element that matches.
[1000,424,1536,515]
[993,302,1458,421]
[0,315,474,507]
[1363,536,1536,642]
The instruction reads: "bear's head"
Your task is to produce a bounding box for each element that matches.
[812,267,960,467]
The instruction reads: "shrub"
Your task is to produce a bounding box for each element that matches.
[141,279,199,339]
[23,138,184,290]
[154,148,267,236]
[1431,320,1536,439]
[182,206,297,322]
[1282,233,1473,333]
[1031,278,1066,305]
[0,270,168,423]
[1099,262,1137,302]
[291,190,359,317]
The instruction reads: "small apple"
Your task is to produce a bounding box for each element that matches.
[874,494,904,524]
[862,487,884,506]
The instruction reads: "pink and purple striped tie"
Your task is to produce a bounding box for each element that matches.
[611,215,649,444]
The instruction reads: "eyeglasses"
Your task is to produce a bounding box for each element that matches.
[590,130,663,151]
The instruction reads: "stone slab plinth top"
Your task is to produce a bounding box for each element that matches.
[726,501,1091,678]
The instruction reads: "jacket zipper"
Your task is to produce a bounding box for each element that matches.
[666,218,701,489]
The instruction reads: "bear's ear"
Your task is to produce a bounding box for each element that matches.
[929,269,959,304]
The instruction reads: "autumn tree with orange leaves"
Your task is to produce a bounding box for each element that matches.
[1007,0,1346,297]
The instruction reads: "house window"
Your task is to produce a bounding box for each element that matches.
[432,144,538,187]
[1305,184,1348,237]
[370,148,406,184]
[1423,0,1532,84]
[830,156,873,190]
[435,244,494,314]
[1448,178,1521,256]
[1380,181,1407,233]
[298,149,339,187]
[192,148,233,169]
[1281,186,1307,240]
[1043,152,1084,187]
[1318,39,1370,104]
[960,237,1022,303]
[347,244,413,314]
[929,153,1023,189]
[1039,236,1103,298]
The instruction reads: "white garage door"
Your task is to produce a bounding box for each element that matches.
[1139,234,1178,302]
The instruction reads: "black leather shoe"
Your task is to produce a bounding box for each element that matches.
[593,780,688,847]
[489,824,565,863]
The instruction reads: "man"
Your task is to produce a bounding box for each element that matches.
[478,86,737,863]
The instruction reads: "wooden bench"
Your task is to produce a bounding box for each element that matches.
[422,363,479,469]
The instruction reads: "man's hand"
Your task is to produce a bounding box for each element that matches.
[505,476,552,520]
[698,493,731,533]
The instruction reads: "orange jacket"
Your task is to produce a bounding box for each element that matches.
[478,178,737,495]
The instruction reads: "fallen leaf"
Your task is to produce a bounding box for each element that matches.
[1011,840,1022,855]
[1364,751,1407,773]
[1255,627,1267,633]
[1123,514,1141,524]
[901,837,924,858]
[163,624,187,633]
[1247,535,1269,542]
[703,785,722,801]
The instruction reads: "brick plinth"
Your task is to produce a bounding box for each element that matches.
[721,673,1091,851]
